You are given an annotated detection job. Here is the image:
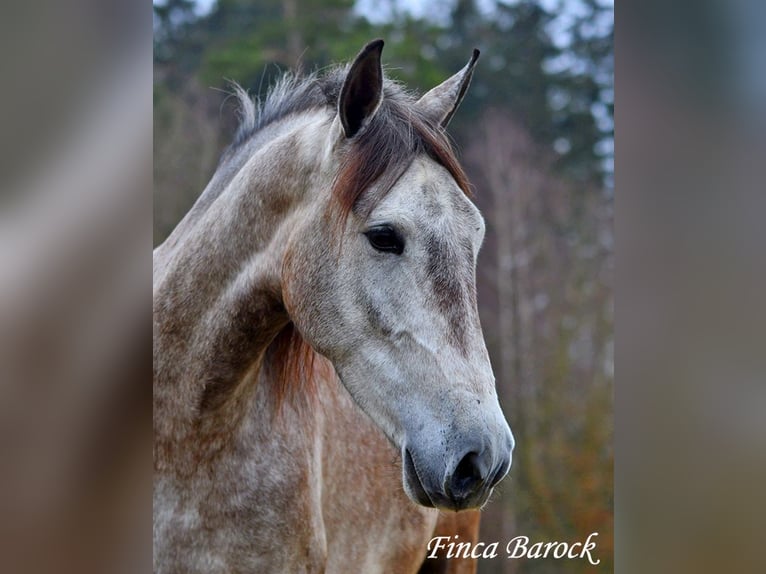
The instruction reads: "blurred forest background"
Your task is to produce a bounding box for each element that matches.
[153,0,613,572]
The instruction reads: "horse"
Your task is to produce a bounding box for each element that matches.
[153,39,514,573]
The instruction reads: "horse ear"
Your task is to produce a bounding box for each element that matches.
[339,39,385,138]
[416,49,480,128]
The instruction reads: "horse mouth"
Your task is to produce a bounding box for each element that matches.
[403,448,435,508]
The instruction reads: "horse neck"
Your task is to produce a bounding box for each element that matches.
[154,112,334,461]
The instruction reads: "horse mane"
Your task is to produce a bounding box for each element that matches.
[224,65,473,407]
[269,322,324,411]
[227,65,472,215]
[228,70,329,150]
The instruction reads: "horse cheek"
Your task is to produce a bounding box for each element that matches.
[281,241,340,357]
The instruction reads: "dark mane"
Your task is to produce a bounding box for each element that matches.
[227,69,333,151]
[227,65,472,219]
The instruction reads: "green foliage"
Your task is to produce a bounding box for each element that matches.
[154,1,613,186]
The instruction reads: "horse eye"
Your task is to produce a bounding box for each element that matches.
[364,226,404,255]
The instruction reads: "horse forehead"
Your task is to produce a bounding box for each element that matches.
[384,157,480,231]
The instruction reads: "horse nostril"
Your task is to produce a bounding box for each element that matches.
[450,451,485,497]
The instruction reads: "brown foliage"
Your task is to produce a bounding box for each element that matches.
[464,111,613,573]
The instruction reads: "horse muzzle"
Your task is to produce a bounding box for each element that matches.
[402,428,514,511]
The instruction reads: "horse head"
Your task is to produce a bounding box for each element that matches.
[282,40,514,511]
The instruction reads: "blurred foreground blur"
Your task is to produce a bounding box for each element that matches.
[617,1,766,573]
[0,0,763,572]
[0,1,151,573]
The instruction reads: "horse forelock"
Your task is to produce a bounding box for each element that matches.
[330,101,473,231]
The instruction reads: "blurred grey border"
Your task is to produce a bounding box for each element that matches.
[617,0,766,572]
[0,1,151,573]
[0,0,764,572]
